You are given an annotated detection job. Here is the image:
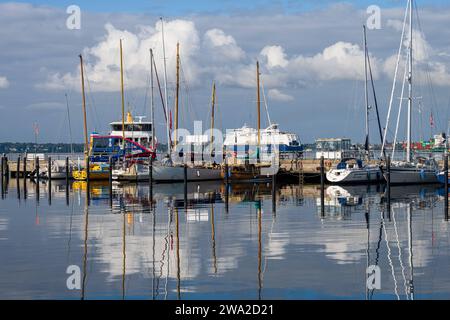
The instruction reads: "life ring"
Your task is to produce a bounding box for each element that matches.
[325,160,333,167]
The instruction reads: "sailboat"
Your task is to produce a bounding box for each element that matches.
[379,0,439,184]
[36,94,76,180]
[113,39,221,182]
[326,26,383,184]
[221,61,274,182]
[72,54,110,181]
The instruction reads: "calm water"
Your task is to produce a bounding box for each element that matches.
[0,178,450,300]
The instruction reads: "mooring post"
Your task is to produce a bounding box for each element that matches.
[48,156,52,181]
[48,156,52,205]
[386,156,391,212]
[5,156,9,180]
[65,156,69,185]
[225,162,229,185]
[272,173,277,215]
[149,156,153,204]
[1,155,4,181]
[0,156,4,199]
[108,156,113,207]
[23,153,27,179]
[35,156,40,202]
[320,156,325,218]
[445,154,449,220]
[16,156,20,181]
[86,156,90,205]
[184,164,188,209]
[16,156,21,199]
[225,183,229,213]
[23,155,27,200]
[35,156,40,184]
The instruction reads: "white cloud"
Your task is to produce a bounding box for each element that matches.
[267,89,294,102]
[203,28,245,61]
[0,76,9,89]
[44,20,201,92]
[40,14,450,102]
[383,24,450,86]
[291,42,375,82]
[260,45,288,69]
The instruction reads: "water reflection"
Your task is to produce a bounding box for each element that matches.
[0,178,449,299]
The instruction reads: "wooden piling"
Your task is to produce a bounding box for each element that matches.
[23,155,27,199]
[225,184,229,213]
[1,156,4,180]
[86,156,90,205]
[35,156,40,184]
[5,156,9,179]
[184,164,188,209]
[48,156,52,181]
[1,156,4,199]
[386,156,391,212]
[86,156,90,184]
[48,156,52,205]
[445,154,448,220]
[320,156,325,218]
[148,156,153,203]
[35,156,40,202]
[65,157,69,184]
[109,156,113,207]
[272,173,277,214]
[23,153,27,178]
[16,156,20,181]
[225,162,229,185]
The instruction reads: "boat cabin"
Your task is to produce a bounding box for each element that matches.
[109,112,155,149]
[336,158,363,170]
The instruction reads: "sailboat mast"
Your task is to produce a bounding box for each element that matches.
[210,82,216,156]
[79,54,88,166]
[363,25,370,159]
[174,42,180,146]
[407,0,413,163]
[120,39,125,148]
[256,61,261,148]
[65,93,74,155]
[160,18,171,155]
[150,49,155,150]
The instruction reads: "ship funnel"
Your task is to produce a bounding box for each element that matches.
[126,111,133,123]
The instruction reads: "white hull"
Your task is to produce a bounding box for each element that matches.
[113,164,222,182]
[384,167,438,184]
[41,172,70,180]
[326,166,383,184]
[38,160,74,180]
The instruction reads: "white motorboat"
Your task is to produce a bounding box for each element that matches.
[326,158,383,184]
[113,162,222,182]
[36,159,75,180]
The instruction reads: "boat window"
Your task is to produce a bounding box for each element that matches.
[337,162,347,170]
[112,124,122,131]
[123,124,152,131]
[92,137,111,148]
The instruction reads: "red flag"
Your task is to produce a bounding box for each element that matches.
[169,110,172,130]
[430,112,434,128]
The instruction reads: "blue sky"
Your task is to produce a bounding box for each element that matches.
[7,0,450,15]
